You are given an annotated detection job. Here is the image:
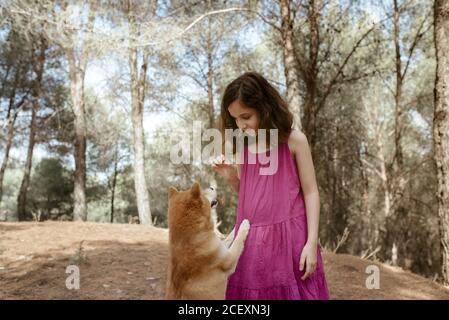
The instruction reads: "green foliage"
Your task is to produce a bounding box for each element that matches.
[26,158,74,220]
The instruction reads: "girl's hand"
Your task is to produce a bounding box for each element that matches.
[299,242,317,280]
[212,155,238,182]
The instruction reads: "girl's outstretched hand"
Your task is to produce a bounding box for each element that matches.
[212,155,238,182]
[299,242,317,280]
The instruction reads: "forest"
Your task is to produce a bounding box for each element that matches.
[1,0,448,289]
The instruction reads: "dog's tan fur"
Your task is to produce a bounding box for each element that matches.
[166,182,250,300]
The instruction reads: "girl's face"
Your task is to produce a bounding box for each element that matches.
[228,100,260,136]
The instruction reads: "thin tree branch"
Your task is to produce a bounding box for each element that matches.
[401,12,431,81]
[137,7,281,48]
[318,25,377,112]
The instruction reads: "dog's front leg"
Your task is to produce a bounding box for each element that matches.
[223,227,235,248]
[221,219,250,274]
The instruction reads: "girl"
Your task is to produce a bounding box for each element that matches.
[212,71,330,300]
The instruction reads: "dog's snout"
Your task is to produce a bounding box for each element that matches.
[205,186,218,208]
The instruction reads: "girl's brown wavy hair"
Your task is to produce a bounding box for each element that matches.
[220,71,293,153]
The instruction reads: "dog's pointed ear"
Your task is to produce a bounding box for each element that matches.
[168,186,178,198]
[191,181,201,198]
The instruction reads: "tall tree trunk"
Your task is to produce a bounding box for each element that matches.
[377,137,391,218]
[129,49,152,225]
[110,145,119,223]
[357,142,371,247]
[17,102,37,220]
[17,37,46,221]
[204,0,218,187]
[127,0,156,225]
[67,56,88,221]
[280,0,303,130]
[382,0,408,262]
[330,120,347,247]
[302,0,320,148]
[434,0,449,286]
[0,70,25,204]
[393,0,404,169]
[390,0,407,218]
[303,85,317,147]
[64,0,97,221]
[0,105,18,204]
[206,0,215,130]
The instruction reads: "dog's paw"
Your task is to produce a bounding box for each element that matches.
[240,219,250,231]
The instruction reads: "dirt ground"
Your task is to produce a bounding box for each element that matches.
[1,221,448,300]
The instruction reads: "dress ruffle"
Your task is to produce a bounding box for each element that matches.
[227,269,329,300]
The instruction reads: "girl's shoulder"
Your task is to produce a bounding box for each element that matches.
[287,129,308,155]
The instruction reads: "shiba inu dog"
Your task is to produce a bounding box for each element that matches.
[166,182,250,299]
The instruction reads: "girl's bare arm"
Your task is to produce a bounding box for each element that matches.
[289,130,320,247]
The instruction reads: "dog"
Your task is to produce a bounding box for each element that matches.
[166,181,250,299]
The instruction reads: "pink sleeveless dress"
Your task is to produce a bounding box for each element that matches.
[226,134,330,300]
